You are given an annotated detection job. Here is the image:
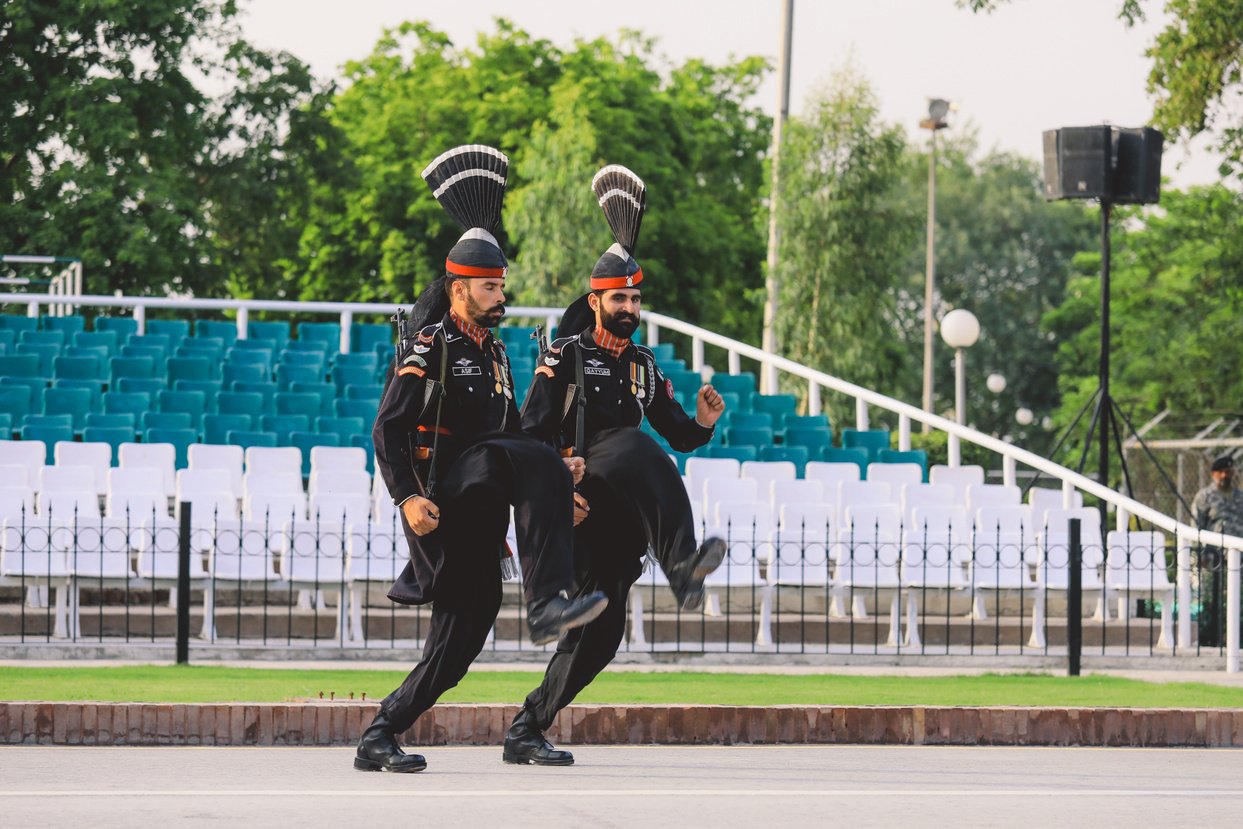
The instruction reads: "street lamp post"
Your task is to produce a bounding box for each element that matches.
[940,308,979,467]
[920,98,952,432]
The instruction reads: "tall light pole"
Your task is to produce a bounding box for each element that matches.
[920,98,951,431]
[761,0,794,393]
[940,308,979,467]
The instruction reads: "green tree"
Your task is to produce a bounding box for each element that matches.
[1044,186,1243,426]
[772,67,919,428]
[284,22,771,340]
[963,0,1243,177]
[894,131,1096,446]
[0,1,319,297]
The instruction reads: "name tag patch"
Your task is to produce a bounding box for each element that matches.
[584,367,611,376]
[452,365,482,376]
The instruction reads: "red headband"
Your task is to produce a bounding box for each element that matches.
[446,259,507,278]
[590,268,644,291]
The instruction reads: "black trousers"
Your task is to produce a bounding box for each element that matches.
[382,434,576,734]
[523,428,700,731]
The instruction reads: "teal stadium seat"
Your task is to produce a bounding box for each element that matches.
[823,447,870,477]
[275,392,321,419]
[142,411,193,432]
[345,384,383,401]
[877,448,929,481]
[724,412,773,431]
[159,390,207,427]
[710,372,756,409]
[759,445,810,472]
[195,320,239,346]
[290,431,339,474]
[19,329,66,347]
[259,414,309,446]
[42,386,91,431]
[53,355,103,382]
[277,350,325,372]
[117,378,166,397]
[223,363,267,385]
[0,330,14,351]
[56,379,103,411]
[3,353,41,378]
[146,319,190,341]
[16,342,61,377]
[41,315,85,336]
[173,380,221,413]
[752,393,798,422]
[842,428,890,463]
[145,427,197,468]
[73,330,119,357]
[227,430,278,451]
[126,333,172,354]
[290,381,335,417]
[231,381,277,415]
[94,316,139,338]
[350,434,376,474]
[249,320,291,346]
[176,337,224,356]
[21,425,72,461]
[784,414,831,432]
[276,364,320,390]
[0,413,10,438]
[706,446,758,463]
[217,391,263,419]
[296,322,341,355]
[784,427,832,454]
[284,339,327,355]
[0,315,39,334]
[109,355,155,383]
[23,413,72,430]
[83,426,134,463]
[167,357,212,384]
[102,391,149,421]
[351,322,391,354]
[316,416,365,443]
[85,412,135,430]
[726,426,774,448]
[120,345,165,363]
[0,386,34,422]
[335,399,377,424]
[203,413,252,445]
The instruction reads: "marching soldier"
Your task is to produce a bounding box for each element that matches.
[357,145,608,774]
[504,165,726,766]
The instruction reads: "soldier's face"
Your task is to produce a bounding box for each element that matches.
[456,278,506,328]
[592,289,641,338]
[1212,469,1233,487]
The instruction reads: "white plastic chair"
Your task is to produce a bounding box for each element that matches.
[1,517,71,637]
[832,503,902,644]
[703,477,759,518]
[1105,530,1174,647]
[966,483,1021,511]
[245,446,302,478]
[769,479,825,512]
[54,442,111,496]
[281,518,353,643]
[187,444,244,495]
[901,505,971,646]
[805,461,860,490]
[741,461,796,495]
[1028,507,1105,647]
[309,445,367,478]
[929,464,985,501]
[0,440,47,492]
[900,483,955,525]
[345,517,407,641]
[967,504,1037,620]
[105,467,170,522]
[866,463,922,488]
[119,442,177,497]
[308,469,372,499]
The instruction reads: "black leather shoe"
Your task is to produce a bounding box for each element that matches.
[354,710,427,773]
[672,537,727,611]
[527,590,608,646]
[502,708,574,766]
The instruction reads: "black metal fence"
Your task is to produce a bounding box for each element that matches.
[0,505,1233,658]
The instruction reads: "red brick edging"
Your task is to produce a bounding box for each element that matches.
[2,702,1241,748]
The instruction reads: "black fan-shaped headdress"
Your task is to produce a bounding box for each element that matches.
[589,164,646,290]
[421,144,510,277]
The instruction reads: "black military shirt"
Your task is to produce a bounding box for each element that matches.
[373,312,518,505]
[520,327,713,453]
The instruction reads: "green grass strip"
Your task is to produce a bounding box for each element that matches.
[1,666,1241,708]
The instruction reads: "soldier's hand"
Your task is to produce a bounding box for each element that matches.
[401,496,440,536]
[563,455,586,485]
[696,384,726,427]
[572,492,591,527]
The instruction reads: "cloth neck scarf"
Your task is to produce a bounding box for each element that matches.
[593,325,630,358]
[450,309,491,350]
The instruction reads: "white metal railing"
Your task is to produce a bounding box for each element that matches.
[3,292,1240,671]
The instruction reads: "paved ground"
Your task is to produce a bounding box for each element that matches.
[3,745,1241,827]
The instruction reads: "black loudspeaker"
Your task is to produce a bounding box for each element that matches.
[1042,125,1162,204]
[1043,126,1114,200]
[1112,127,1163,204]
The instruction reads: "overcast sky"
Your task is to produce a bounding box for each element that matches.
[237,0,1222,188]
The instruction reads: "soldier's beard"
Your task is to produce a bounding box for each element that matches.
[600,307,638,338]
[465,291,505,328]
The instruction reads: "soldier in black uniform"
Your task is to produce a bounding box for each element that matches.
[503,165,726,766]
[356,145,607,774]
